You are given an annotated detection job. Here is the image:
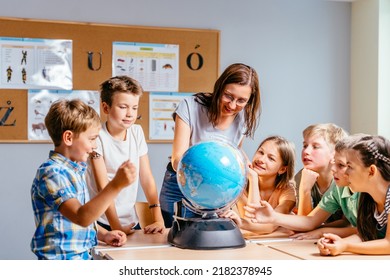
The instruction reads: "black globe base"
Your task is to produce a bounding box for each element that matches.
[168,217,246,250]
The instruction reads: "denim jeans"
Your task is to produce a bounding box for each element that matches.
[159,163,199,227]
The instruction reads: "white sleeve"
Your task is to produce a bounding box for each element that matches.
[133,125,148,157]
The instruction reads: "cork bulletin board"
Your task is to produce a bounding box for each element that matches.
[0,17,220,143]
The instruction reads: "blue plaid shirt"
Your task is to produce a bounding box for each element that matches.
[30,151,97,260]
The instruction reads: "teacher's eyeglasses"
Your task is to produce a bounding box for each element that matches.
[222,92,249,107]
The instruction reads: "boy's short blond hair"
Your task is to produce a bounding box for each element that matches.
[45,99,101,146]
[303,123,348,150]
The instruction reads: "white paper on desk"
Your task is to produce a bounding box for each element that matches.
[96,244,172,252]
[248,238,294,244]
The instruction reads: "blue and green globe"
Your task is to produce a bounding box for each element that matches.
[177,140,247,210]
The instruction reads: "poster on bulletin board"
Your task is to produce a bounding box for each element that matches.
[112,42,179,92]
[0,37,73,90]
[0,17,220,143]
[27,90,100,140]
[148,92,192,140]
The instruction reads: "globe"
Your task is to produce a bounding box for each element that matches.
[176,140,247,211]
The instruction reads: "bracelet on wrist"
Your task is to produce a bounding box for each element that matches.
[149,203,161,209]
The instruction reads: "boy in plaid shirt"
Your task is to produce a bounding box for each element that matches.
[31,99,136,259]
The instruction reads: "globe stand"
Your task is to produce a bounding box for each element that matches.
[167,200,246,250]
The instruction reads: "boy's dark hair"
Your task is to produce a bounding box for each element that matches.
[100,75,143,106]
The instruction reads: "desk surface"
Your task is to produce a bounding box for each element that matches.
[263,239,390,260]
[93,228,390,260]
[101,242,298,260]
[94,229,298,260]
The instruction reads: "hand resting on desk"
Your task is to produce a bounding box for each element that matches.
[143,221,165,234]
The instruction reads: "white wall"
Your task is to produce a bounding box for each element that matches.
[0,0,351,259]
[350,0,379,135]
[350,0,390,139]
[378,0,390,139]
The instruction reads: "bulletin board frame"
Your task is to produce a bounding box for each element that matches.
[0,17,220,143]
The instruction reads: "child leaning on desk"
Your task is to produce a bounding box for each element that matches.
[86,76,164,235]
[295,123,347,222]
[220,135,296,235]
[243,135,361,239]
[294,123,348,224]
[31,99,136,260]
[317,134,390,256]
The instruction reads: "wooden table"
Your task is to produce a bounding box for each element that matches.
[93,229,297,260]
[260,239,390,260]
[93,228,390,260]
